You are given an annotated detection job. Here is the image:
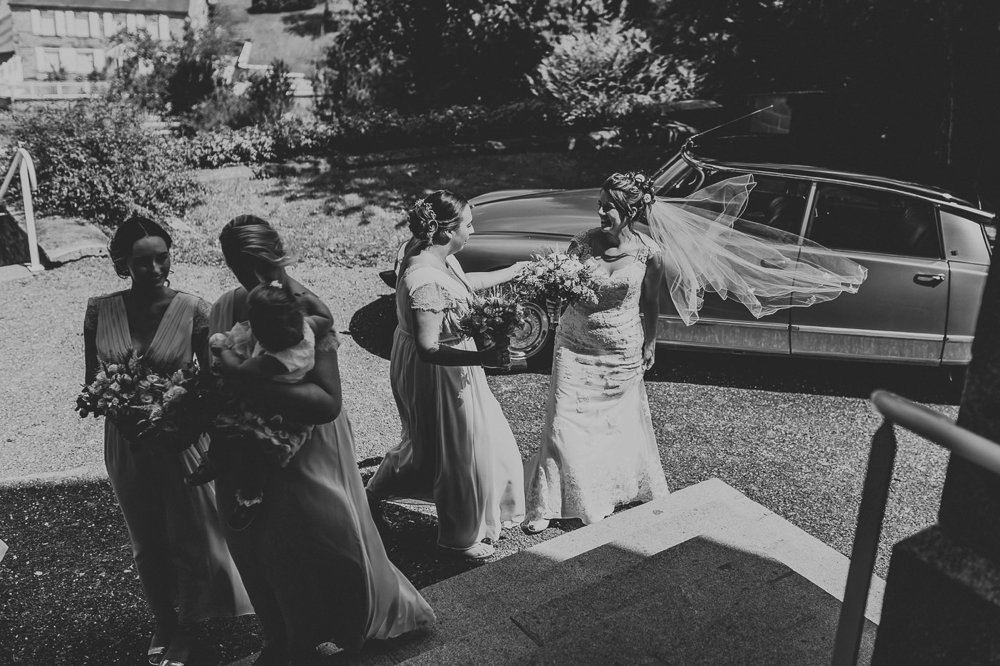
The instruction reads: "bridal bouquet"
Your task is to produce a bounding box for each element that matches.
[459,285,525,351]
[76,352,209,451]
[513,251,600,306]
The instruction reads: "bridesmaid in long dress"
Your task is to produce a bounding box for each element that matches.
[365,191,527,560]
[212,215,434,664]
[83,216,251,666]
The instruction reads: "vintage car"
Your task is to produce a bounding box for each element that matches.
[384,134,995,368]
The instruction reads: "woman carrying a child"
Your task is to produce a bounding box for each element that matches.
[209,215,434,664]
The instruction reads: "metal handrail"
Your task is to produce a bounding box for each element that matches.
[0,145,43,273]
[831,389,1000,665]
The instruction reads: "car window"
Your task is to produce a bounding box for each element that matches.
[721,174,811,236]
[655,160,707,197]
[807,185,942,258]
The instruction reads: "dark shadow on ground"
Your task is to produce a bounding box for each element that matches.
[348,295,397,360]
[641,347,963,405]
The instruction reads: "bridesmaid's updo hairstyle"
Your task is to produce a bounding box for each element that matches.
[408,190,469,246]
[603,172,656,226]
[108,215,172,278]
[218,214,291,269]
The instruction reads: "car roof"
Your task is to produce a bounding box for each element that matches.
[685,134,987,213]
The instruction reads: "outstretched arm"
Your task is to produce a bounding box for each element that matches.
[464,262,530,292]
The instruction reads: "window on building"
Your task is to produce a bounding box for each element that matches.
[40,48,62,77]
[74,12,91,37]
[38,10,56,36]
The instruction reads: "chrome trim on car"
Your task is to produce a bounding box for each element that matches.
[789,324,944,341]
[658,315,787,330]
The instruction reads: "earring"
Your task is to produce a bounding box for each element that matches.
[164,278,171,288]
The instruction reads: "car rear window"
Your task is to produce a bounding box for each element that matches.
[807,185,942,259]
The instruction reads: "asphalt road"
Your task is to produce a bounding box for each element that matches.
[0,256,957,577]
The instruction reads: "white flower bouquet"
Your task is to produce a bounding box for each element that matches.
[512,251,600,306]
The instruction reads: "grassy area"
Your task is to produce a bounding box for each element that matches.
[172,148,669,269]
[214,0,349,73]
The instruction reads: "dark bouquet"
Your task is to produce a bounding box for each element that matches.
[459,285,526,356]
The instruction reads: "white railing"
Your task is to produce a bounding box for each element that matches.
[0,145,44,273]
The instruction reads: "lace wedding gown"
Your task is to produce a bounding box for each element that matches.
[524,230,670,524]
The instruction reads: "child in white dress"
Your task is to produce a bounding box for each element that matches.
[190,281,330,530]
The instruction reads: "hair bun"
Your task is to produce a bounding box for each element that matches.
[408,199,440,241]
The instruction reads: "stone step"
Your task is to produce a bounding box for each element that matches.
[374,478,884,665]
[515,536,877,665]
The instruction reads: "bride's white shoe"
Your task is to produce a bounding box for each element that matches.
[441,541,495,560]
[522,519,550,534]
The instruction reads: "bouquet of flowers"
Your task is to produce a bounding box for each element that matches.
[459,285,526,353]
[76,352,209,451]
[208,323,313,466]
[512,251,600,306]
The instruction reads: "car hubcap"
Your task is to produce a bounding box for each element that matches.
[509,301,550,359]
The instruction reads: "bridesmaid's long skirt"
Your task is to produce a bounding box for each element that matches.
[104,421,252,624]
[367,329,525,549]
[217,411,434,654]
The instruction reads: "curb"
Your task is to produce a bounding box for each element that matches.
[0,466,105,489]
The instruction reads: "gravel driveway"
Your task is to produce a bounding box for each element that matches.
[0,255,957,576]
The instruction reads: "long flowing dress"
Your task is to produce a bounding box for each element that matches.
[366,256,526,549]
[85,291,251,625]
[211,288,433,654]
[524,231,670,524]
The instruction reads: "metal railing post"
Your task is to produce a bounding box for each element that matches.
[832,390,1000,665]
[1,145,43,273]
[19,148,43,272]
[831,420,897,666]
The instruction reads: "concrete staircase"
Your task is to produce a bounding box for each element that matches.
[340,478,883,665]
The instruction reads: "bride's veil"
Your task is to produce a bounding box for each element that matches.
[647,174,868,325]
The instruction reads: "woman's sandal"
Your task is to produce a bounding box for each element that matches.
[159,623,194,666]
[147,620,175,665]
[442,541,495,560]
[522,519,550,534]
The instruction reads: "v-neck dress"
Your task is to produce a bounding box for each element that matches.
[366,255,526,549]
[210,288,434,654]
[85,291,251,624]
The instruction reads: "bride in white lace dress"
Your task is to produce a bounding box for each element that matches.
[523,172,867,532]
[523,173,670,531]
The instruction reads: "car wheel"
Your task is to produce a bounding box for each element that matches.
[509,299,554,368]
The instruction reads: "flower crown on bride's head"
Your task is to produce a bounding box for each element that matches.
[628,172,656,205]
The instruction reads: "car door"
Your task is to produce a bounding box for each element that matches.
[654,174,810,354]
[790,183,948,363]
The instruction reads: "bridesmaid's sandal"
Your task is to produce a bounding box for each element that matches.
[442,542,495,560]
[147,618,176,665]
[229,491,263,532]
[159,623,194,666]
[522,519,550,534]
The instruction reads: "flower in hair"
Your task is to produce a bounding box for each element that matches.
[414,199,437,222]
[268,280,282,288]
[642,193,653,204]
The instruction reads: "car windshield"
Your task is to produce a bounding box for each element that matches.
[652,154,709,198]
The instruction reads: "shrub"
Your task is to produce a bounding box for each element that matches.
[245,60,295,125]
[529,19,702,126]
[183,88,256,133]
[318,0,610,115]
[186,126,277,168]
[327,100,563,153]
[248,0,317,13]
[10,102,201,229]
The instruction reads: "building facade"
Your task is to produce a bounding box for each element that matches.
[0,0,209,82]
